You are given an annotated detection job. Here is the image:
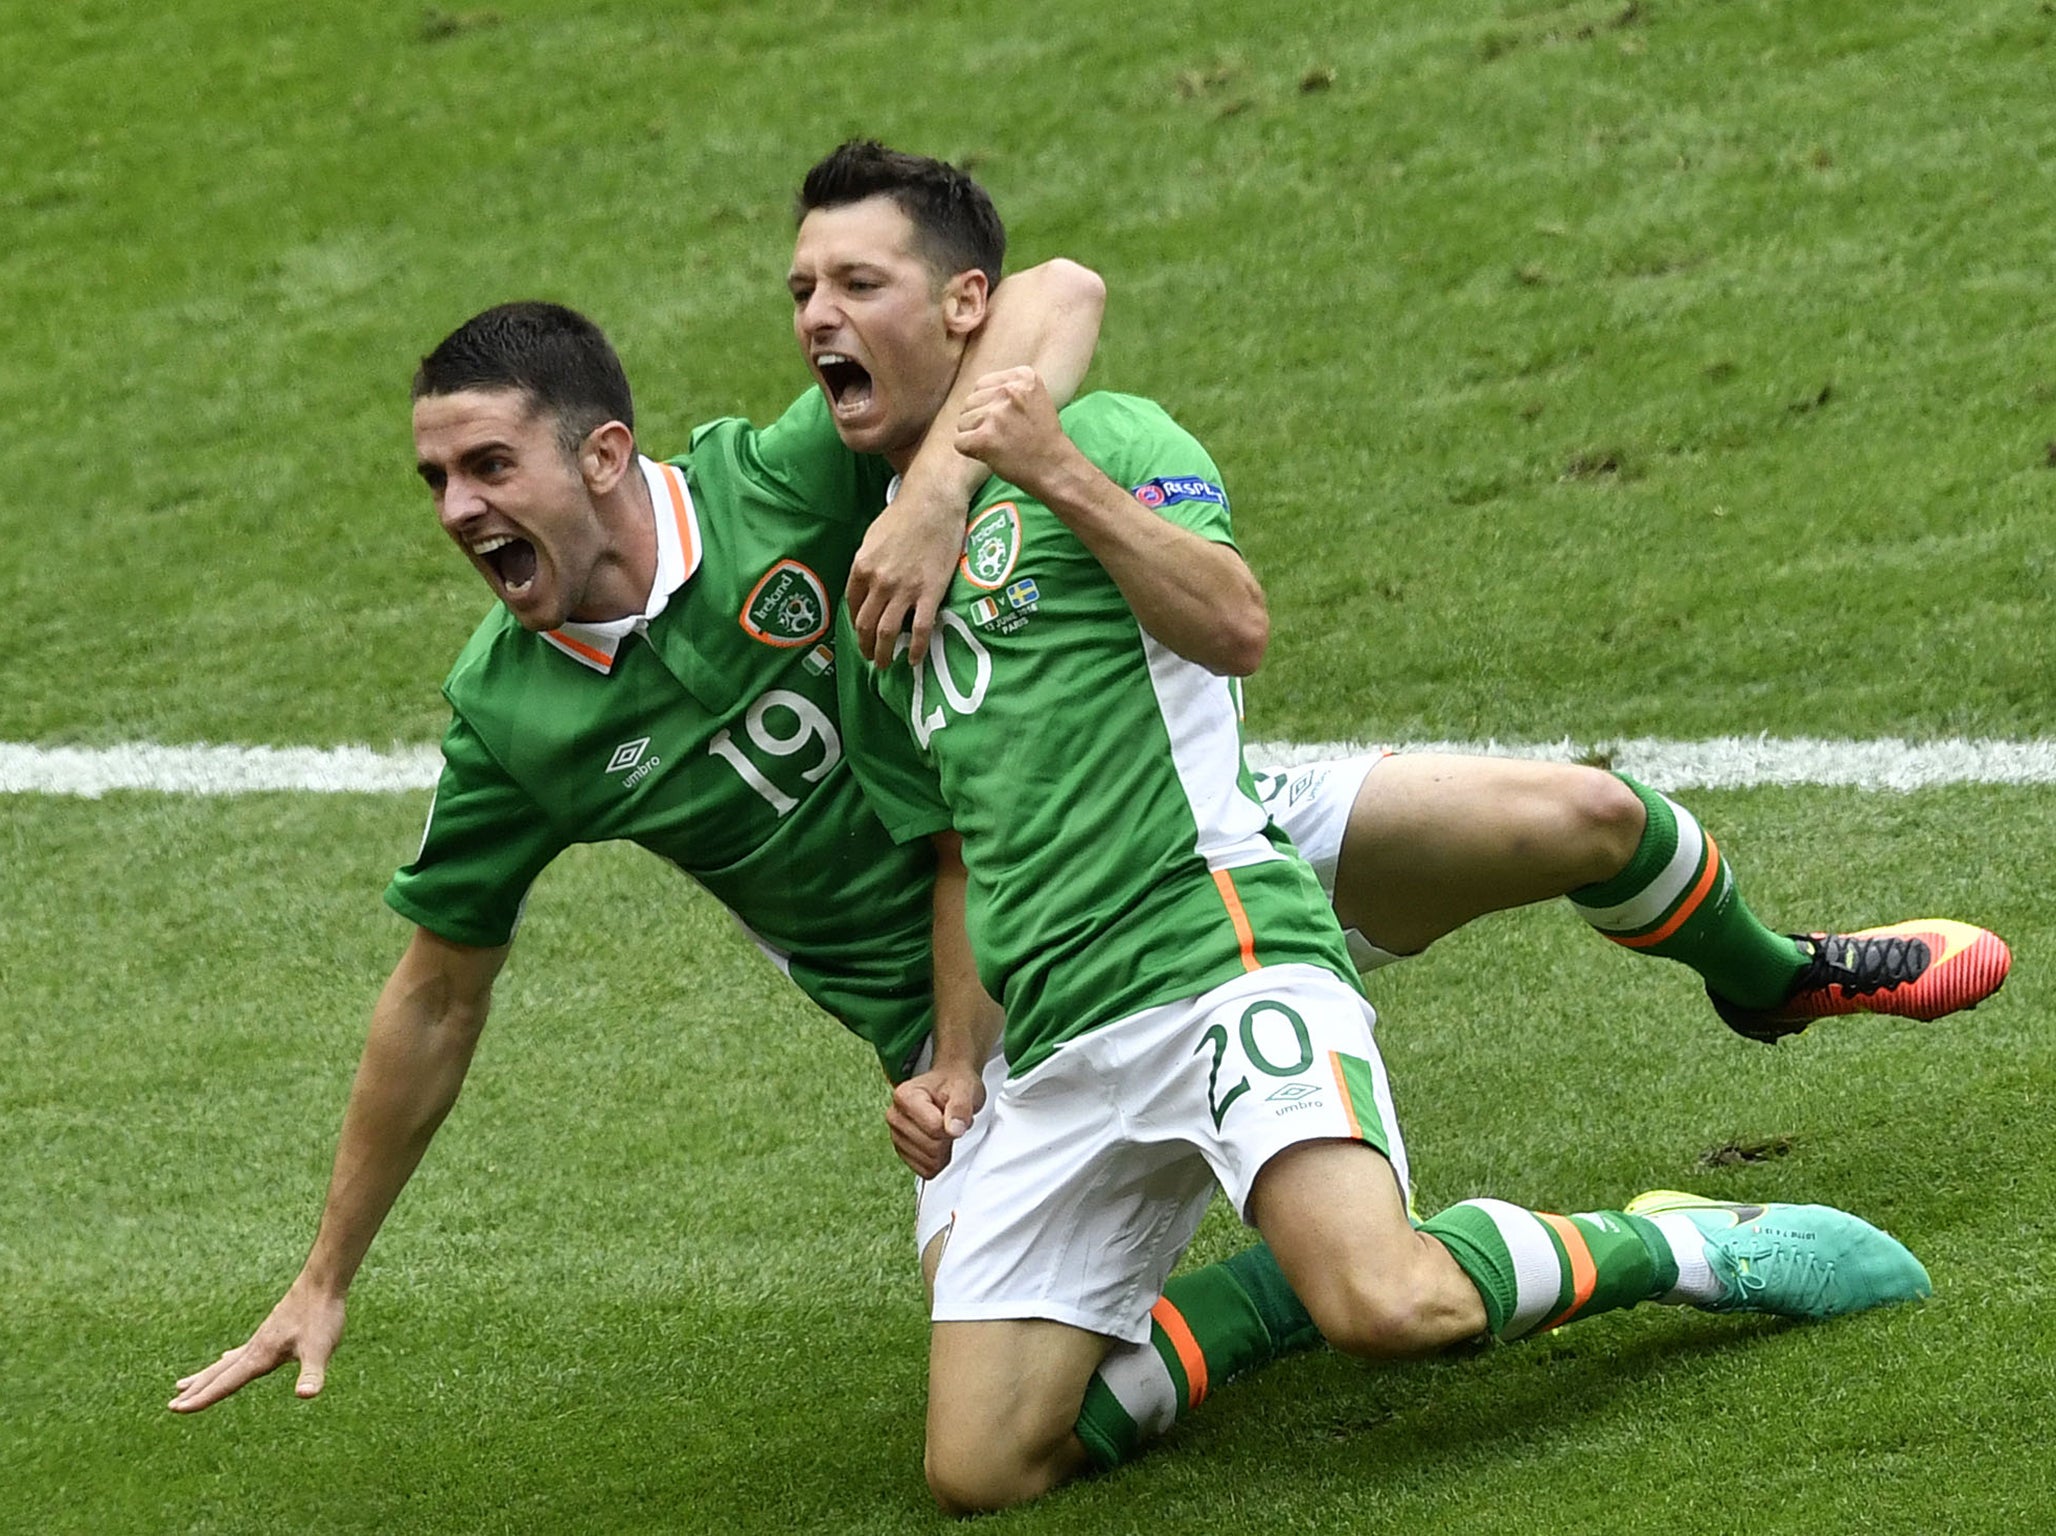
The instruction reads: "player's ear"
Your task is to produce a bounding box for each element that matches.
[942,268,989,337]
[580,420,637,495]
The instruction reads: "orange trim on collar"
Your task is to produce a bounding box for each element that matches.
[656,461,699,577]
[542,627,617,672]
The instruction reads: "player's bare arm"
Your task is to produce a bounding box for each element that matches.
[168,929,506,1412]
[954,365,1267,676]
[887,831,1001,1180]
[848,260,1106,668]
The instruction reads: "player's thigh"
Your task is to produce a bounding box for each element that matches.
[1336,753,1641,951]
[925,1318,1109,1510]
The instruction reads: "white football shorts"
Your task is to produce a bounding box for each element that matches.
[1249,753,1396,970]
[926,963,1407,1344]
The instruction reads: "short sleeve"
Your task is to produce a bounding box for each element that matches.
[704,388,893,526]
[1067,394,1236,547]
[383,710,569,947]
[833,609,954,846]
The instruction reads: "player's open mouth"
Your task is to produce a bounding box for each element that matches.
[472,533,538,595]
[816,352,874,418]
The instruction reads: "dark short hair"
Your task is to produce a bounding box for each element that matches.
[412,301,634,456]
[796,140,1006,287]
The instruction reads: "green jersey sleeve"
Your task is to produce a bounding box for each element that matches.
[1062,393,1237,548]
[383,709,569,947]
[692,388,892,527]
[833,604,954,846]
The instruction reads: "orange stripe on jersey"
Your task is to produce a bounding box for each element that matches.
[545,628,616,672]
[1612,835,1723,950]
[1327,1050,1364,1141]
[657,462,698,572]
[1211,869,1260,972]
[1536,1212,1598,1331]
[1150,1297,1210,1407]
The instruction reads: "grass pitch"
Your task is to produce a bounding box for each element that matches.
[4,1,2052,1531]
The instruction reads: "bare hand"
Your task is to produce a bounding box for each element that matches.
[886,1064,986,1180]
[953,366,1076,500]
[168,1282,346,1413]
[846,481,965,669]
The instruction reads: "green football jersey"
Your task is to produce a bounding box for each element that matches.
[838,392,1359,1077]
[385,389,941,1080]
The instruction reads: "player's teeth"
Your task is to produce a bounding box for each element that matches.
[473,536,512,555]
[818,353,849,367]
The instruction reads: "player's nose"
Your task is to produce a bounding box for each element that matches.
[436,476,487,533]
[797,288,842,337]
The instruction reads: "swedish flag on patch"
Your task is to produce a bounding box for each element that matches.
[1006,578,1040,610]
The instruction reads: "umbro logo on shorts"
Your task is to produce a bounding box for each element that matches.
[1267,1083,1321,1102]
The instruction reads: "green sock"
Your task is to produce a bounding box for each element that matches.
[1569,775,1806,1009]
[1420,1199,1680,1340]
[1074,1244,1318,1470]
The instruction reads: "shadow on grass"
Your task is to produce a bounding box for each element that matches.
[1083,1308,1803,1504]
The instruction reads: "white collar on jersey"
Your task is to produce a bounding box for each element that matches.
[540,456,703,675]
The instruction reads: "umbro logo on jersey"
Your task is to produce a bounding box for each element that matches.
[607,736,663,789]
[606,738,651,774]
[740,559,830,648]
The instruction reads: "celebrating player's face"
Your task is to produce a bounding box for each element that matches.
[412,388,617,632]
[788,195,985,468]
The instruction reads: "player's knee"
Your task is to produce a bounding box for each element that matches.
[923,1438,1050,1516]
[1558,766,1646,879]
[1297,1265,1457,1360]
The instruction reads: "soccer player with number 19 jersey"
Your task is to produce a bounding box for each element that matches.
[384,385,945,1080]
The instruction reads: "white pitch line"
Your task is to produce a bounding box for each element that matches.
[7,737,2056,798]
[1246,737,2056,792]
[0,743,444,799]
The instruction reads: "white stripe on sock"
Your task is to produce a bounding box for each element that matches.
[1464,1198,1565,1340]
[1568,793,1706,933]
[1091,1338,1182,1443]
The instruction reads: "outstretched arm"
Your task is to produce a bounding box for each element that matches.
[956,366,1268,676]
[168,928,505,1412]
[887,832,1004,1178]
[847,259,1107,668]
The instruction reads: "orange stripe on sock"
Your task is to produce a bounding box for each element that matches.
[1611,835,1723,950]
[1536,1212,1598,1331]
[1327,1050,1364,1141]
[1150,1297,1209,1407]
[1211,869,1260,972]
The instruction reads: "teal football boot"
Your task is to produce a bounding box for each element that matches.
[1626,1191,1932,1319]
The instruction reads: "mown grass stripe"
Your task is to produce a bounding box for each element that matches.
[9,738,2056,797]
